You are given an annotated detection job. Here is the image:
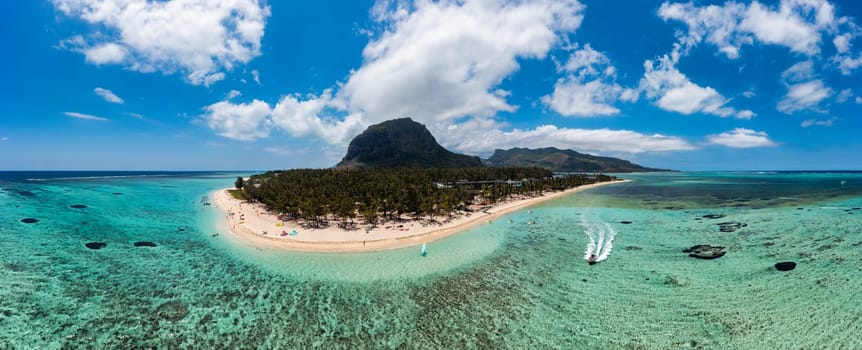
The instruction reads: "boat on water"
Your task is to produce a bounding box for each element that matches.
[420,243,428,257]
[587,254,598,265]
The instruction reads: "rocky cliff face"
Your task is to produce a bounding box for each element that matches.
[484,147,667,172]
[336,118,484,169]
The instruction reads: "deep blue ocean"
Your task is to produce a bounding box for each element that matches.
[1,171,860,348]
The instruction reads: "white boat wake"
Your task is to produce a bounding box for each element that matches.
[581,219,616,263]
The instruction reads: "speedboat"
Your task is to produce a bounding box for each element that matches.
[587,254,598,265]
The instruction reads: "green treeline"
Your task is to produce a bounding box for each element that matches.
[241,167,616,227]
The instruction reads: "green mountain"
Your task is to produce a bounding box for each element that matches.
[484,147,668,172]
[335,118,484,169]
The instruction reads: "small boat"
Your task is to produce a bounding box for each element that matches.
[587,254,598,265]
[420,243,428,257]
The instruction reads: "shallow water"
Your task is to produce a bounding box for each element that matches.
[1,171,860,348]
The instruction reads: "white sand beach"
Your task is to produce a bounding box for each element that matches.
[212,180,627,252]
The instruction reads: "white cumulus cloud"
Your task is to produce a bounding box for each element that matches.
[833,33,852,53]
[83,43,128,64]
[781,60,815,82]
[776,61,833,113]
[94,87,124,104]
[801,117,836,128]
[445,119,695,155]
[835,54,862,75]
[660,0,862,77]
[640,53,753,119]
[658,0,842,58]
[64,111,110,121]
[200,0,697,157]
[203,100,271,141]
[341,0,585,122]
[836,88,853,103]
[226,90,242,100]
[270,91,366,144]
[52,0,270,86]
[202,91,366,144]
[204,0,591,142]
[542,44,638,117]
[777,80,832,113]
[706,128,777,148]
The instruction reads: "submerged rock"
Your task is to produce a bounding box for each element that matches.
[199,314,214,325]
[717,221,747,232]
[20,218,39,224]
[69,204,88,209]
[664,275,689,287]
[5,189,36,197]
[702,214,726,219]
[775,261,797,271]
[156,301,189,322]
[134,241,157,247]
[683,244,726,259]
[84,242,107,250]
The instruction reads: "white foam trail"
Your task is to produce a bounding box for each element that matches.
[582,221,596,261]
[597,223,615,261]
[581,219,616,263]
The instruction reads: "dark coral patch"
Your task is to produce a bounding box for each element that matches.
[683,245,726,259]
[20,218,39,224]
[717,221,747,232]
[5,189,36,197]
[85,242,107,250]
[134,241,157,247]
[775,261,796,271]
[156,301,189,322]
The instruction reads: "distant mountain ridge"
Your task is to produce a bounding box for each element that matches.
[335,118,484,169]
[484,147,668,173]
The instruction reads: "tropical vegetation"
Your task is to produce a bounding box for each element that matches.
[240,167,616,228]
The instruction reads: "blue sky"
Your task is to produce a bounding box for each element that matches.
[1,0,861,171]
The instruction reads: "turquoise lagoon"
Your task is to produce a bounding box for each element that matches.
[1,171,861,348]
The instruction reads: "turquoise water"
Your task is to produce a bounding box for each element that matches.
[1,171,861,348]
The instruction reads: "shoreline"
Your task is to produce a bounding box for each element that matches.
[212,179,629,253]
